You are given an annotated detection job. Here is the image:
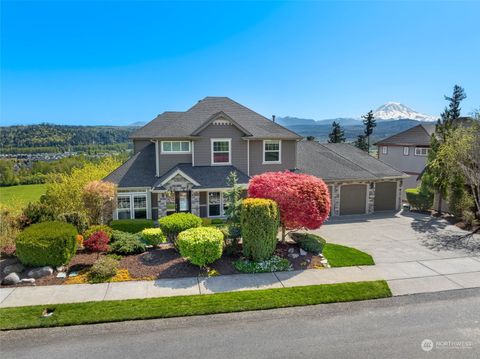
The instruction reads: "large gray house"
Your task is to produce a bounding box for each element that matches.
[105,97,407,219]
[374,123,435,197]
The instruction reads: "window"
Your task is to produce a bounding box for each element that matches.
[211,139,231,165]
[403,146,410,156]
[207,191,228,217]
[161,141,190,153]
[117,196,131,219]
[208,192,222,217]
[415,147,429,156]
[117,193,147,219]
[263,140,281,164]
[382,146,388,155]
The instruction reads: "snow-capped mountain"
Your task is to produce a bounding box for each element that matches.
[373,102,437,122]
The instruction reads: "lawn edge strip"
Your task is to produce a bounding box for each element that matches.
[323,243,375,267]
[0,280,391,331]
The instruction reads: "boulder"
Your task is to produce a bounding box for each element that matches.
[299,249,307,256]
[27,266,53,279]
[2,272,20,285]
[3,263,24,275]
[20,278,36,284]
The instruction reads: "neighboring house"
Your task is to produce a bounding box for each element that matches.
[105,97,407,220]
[374,124,435,197]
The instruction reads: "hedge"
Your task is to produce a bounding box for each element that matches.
[16,221,77,267]
[240,198,279,261]
[290,232,326,254]
[110,219,154,234]
[406,187,433,211]
[158,213,202,241]
[177,227,224,267]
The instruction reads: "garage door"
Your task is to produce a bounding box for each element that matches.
[340,184,367,215]
[374,181,397,211]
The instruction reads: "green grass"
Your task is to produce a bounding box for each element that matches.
[323,243,375,267]
[0,184,46,210]
[0,280,390,330]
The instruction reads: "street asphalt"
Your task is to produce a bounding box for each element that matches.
[1,288,479,359]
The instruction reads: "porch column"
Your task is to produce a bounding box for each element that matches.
[191,191,200,216]
[158,193,167,218]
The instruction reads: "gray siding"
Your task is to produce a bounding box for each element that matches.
[133,140,151,154]
[193,124,248,174]
[378,145,427,174]
[158,150,192,176]
[249,140,297,176]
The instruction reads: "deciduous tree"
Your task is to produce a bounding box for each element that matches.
[83,180,117,225]
[248,171,331,242]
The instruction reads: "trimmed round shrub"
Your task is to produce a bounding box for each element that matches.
[57,212,89,233]
[110,219,154,233]
[109,230,146,255]
[290,232,326,254]
[159,213,202,241]
[241,198,279,261]
[141,228,166,246]
[16,221,77,267]
[88,256,118,283]
[83,225,113,240]
[177,227,224,267]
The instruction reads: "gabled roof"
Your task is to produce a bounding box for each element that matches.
[153,164,250,190]
[130,97,302,140]
[191,111,253,136]
[296,141,407,182]
[103,143,157,188]
[374,124,435,146]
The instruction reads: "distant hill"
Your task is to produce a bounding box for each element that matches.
[0,124,137,154]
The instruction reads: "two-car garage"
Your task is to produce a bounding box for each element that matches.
[338,181,398,215]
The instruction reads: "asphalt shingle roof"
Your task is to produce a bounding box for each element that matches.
[374,124,435,146]
[153,164,250,190]
[296,141,407,182]
[103,143,157,188]
[130,97,302,140]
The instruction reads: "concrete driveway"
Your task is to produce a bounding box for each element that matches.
[315,211,480,295]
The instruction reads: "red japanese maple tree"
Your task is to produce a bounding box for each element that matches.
[83,230,110,257]
[248,171,331,241]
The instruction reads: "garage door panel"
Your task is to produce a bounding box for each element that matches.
[340,184,367,215]
[374,181,397,211]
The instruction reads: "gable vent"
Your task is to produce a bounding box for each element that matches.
[212,119,232,126]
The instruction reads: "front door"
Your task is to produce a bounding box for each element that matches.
[175,191,191,213]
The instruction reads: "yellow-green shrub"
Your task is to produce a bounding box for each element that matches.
[177,227,224,267]
[141,228,166,246]
[240,198,279,261]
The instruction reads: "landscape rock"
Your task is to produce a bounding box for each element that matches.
[3,263,24,275]
[299,249,307,256]
[27,266,53,279]
[20,278,36,284]
[289,253,299,259]
[287,248,294,254]
[2,272,20,285]
[56,266,66,272]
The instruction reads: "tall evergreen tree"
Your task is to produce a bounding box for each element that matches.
[423,85,467,213]
[361,110,376,152]
[354,134,368,152]
[328,121,346,143]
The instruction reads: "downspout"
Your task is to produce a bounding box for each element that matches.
[247,139,250,176]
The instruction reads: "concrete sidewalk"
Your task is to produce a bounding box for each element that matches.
[2,256,480,308]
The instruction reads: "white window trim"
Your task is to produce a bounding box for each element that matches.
[414,147,429,156]
[160,141,191,154]
[262,140,282,164]
[403,146,409,156]
[382,146,388,155]
[207,191,227,218]
[116,192,148,220]
[211,138,232,165]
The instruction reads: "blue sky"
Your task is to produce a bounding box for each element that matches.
[1,1,479,126]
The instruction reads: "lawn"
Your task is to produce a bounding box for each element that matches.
[323,243,375,267]
[0,280,391,330]
[0,184,46,210]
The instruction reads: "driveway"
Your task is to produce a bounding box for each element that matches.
[315,211,480,295]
